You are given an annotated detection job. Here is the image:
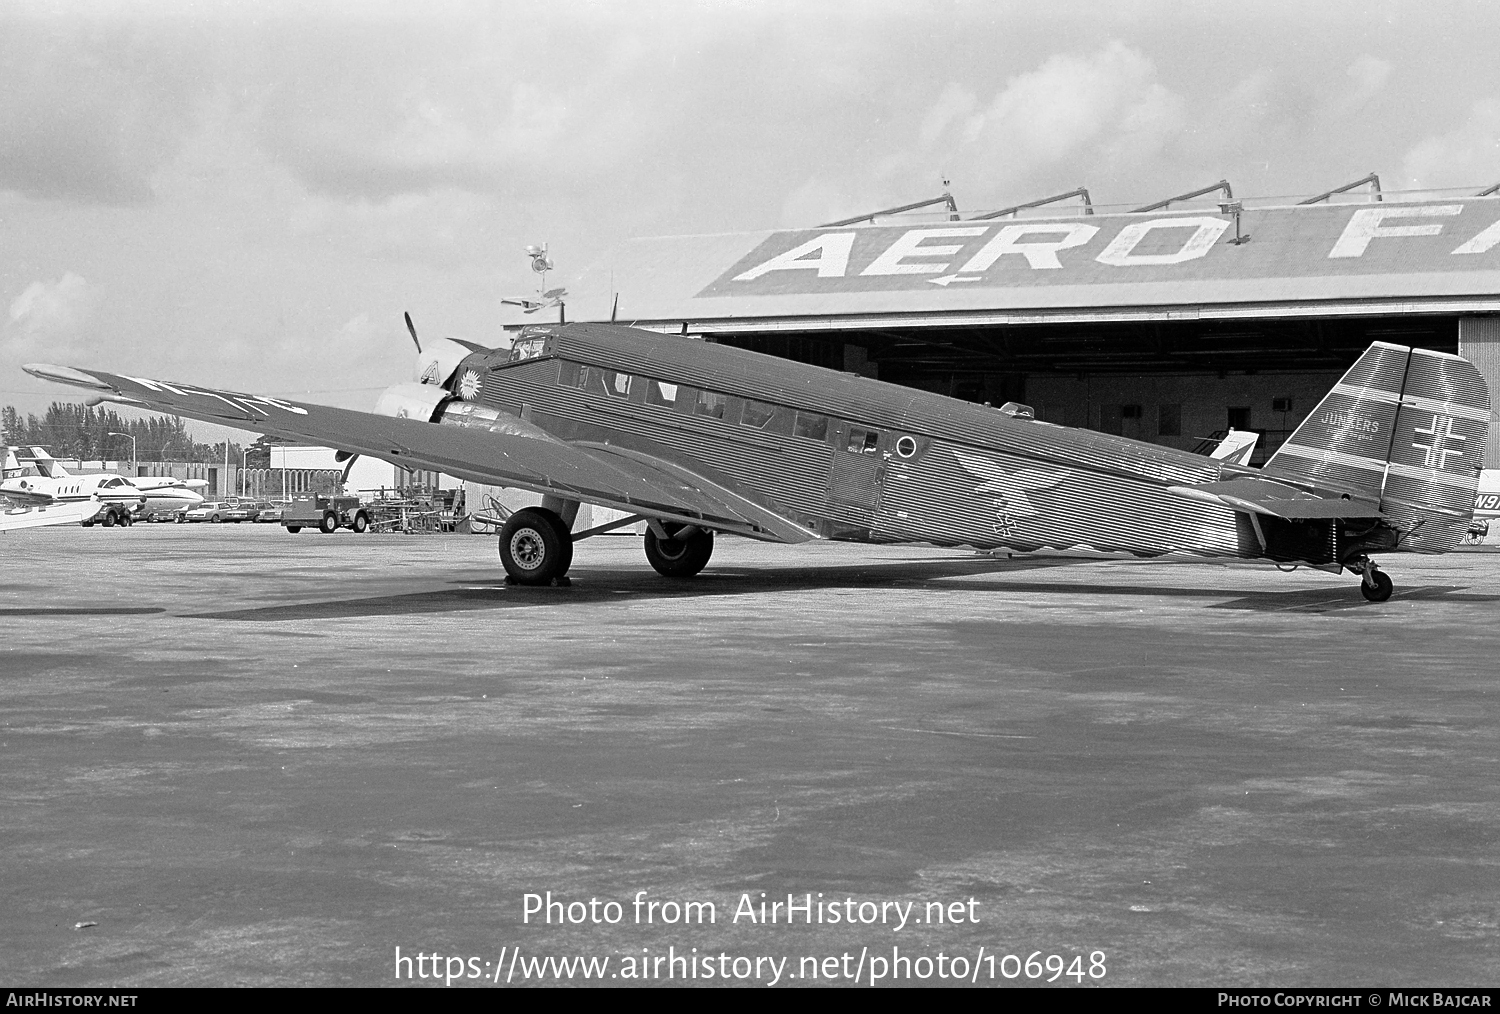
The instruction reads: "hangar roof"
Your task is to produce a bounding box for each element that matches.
[559,197,1500,333]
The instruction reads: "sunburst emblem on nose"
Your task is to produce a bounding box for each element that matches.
[458,369,481,400]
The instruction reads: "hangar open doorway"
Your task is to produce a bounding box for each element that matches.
[556,191,1500,470]
[715,314,1463,466]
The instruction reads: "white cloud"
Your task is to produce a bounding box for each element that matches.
[1319,55,1393,121]
[898,41,1187,205]
[9,273,96,335]
[1402,99,1500,189]
[962,42,1184,167]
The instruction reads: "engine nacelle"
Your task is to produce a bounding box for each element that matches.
[375,382,452,422]
[414,337,475,388]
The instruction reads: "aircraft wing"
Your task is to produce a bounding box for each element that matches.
[1167,476,1386,520]
[0,498,100,531]
[23,364,816,544]
[0,487,59,507]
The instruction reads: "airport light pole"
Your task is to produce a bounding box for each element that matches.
[108,432,136,473]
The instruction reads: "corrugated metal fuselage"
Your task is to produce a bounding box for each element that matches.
[453,324,1286,563]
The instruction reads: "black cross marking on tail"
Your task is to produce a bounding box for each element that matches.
[1412,413,1467,468]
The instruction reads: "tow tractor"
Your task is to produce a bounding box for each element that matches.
[282,494,372,534]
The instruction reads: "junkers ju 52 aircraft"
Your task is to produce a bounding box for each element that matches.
[24,320,1490,602]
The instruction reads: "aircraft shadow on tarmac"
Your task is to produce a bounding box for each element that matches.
[182,556,1500,622]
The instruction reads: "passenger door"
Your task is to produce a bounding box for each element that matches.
[827,422,887,513]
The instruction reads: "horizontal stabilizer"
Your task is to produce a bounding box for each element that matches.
[1208,429,1258,466]
[1167,477,1385,520]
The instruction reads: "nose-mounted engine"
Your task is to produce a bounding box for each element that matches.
[373,313,556,440]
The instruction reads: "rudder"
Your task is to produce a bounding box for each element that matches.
[1265,342,1491,552]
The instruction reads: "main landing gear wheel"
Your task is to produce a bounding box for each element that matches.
[1360,569,1394,602]
[1350,555,1394,602]
[498,508,573,585]
[318,512,339,534]
[644,524,714,578]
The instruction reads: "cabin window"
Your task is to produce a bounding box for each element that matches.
[739,399,775,429]
[558,361,585,388]
[602,370,632,398]
[694,390,727,419]
[510,337,547,362]
[646,380,678,408]
[794,412,828,441]
[846,427,880,454]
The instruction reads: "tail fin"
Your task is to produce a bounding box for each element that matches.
[2,446,20,479]
[1209,428,1259,466]
[26,446,69,478]
[1265,342,1491,551]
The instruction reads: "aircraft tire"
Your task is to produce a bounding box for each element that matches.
[286,525,302,533]
[80,519,94,528]
[644,525,714,578]
[352,512,369,533]
[318,512,339,534]
[1360,570,1394,602]
[499,508,570,584]
[543,510,574,574]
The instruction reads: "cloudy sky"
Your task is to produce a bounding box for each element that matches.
[3,0,1499,440]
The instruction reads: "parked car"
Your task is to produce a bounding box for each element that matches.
[254,501,288,523]
[181,501,254,523]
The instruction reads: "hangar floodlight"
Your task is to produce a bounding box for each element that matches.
[820,193,960,228]
[1131,180,1233,214]
[1477,182,1500,197]
[1298,173,1382,205]
[969,187,1094,221]
[1218,201,1251,245]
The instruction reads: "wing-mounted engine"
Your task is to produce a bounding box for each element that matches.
[375,382,452,423]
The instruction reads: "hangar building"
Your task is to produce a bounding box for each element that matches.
[554,185,1500,470]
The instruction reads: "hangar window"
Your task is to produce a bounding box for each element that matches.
[794,412,828,441]
[558,361,585,388]
[646,380,678,407]
[740,399,776,429]
[846,427,880,454]
[694,390,727,419]
[1158,404,1181,437]
[1228,406,1252,430]
[602,370,633,399]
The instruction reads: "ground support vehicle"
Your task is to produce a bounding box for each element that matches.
[283,494,371,534]
[79,502,136,527]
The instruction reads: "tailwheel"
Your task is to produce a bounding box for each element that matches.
[1350,556,1394,602]
[644,523,714,578]
[498,507,572,585]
